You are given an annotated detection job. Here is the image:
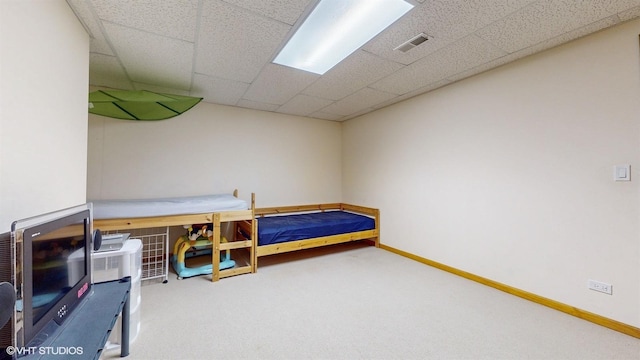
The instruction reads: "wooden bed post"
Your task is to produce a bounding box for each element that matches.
[251,193,257,273]
[374,208,380,248]
[211,212,221,282]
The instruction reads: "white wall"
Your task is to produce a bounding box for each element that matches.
[343,19,640,327]
[0,0,89,232]
[87,102,342,207]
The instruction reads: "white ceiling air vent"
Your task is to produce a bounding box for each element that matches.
[394,33,430,53]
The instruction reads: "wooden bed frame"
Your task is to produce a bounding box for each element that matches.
[93,190,256,282]
[239,203,379,270]
[93,191,379,282]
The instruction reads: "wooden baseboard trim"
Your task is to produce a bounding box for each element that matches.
[380,243,640,339]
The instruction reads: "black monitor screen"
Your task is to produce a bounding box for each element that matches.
[31,231,86,324]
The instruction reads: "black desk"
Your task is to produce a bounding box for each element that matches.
[24,277,131,360]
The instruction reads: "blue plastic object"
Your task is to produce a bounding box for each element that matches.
[171,244,235,279]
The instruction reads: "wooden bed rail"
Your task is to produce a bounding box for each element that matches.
[94,189,252,232]
[95,213,215,231]
[340,203,379,217]
[255,203,378,217]
[255,203,342,216]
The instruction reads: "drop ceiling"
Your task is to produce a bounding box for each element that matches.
[67,0,640,121]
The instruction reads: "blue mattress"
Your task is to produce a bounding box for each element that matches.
[257,211,375,246]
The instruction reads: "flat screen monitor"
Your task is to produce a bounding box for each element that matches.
[11,207,92,348]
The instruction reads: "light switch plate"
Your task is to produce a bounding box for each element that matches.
[614,165,630,181]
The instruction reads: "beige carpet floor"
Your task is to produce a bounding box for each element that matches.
[102,242,640,360]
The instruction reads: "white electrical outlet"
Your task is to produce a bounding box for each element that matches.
[588,279,613,295]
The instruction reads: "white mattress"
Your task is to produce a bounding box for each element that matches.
[90,194,248,219]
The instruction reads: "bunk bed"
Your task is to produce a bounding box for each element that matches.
[91,190,256,282]
[240,203,379,269]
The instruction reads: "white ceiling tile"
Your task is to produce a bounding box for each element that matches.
[89,36,115,57]
[66,0,114,55]
[524,15,621,52]
[278,95,334,116]
[369,65,440,96]
[192,74,250,106]
[403,79,453,99]
[364,0,536,65]
[618,5,640,21]
[308,111,344,121]
[604,1,640,14]
[459,13,622,83]
[195,1,291,83]
[88,53,133,90]
[445,53,524,84]
[371,35,507,95]
[476,0,638,54]
[346,107,377,120]
[91,0,199,41]
[132,83,191,95]
[447,14,624,86]
[302,50,405,100]
[103,22,194,90]
[236,99,280,112]
[221,0,314,25]
[374,79,453,109]
[321,88,397,117]
[243,64,319,105]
